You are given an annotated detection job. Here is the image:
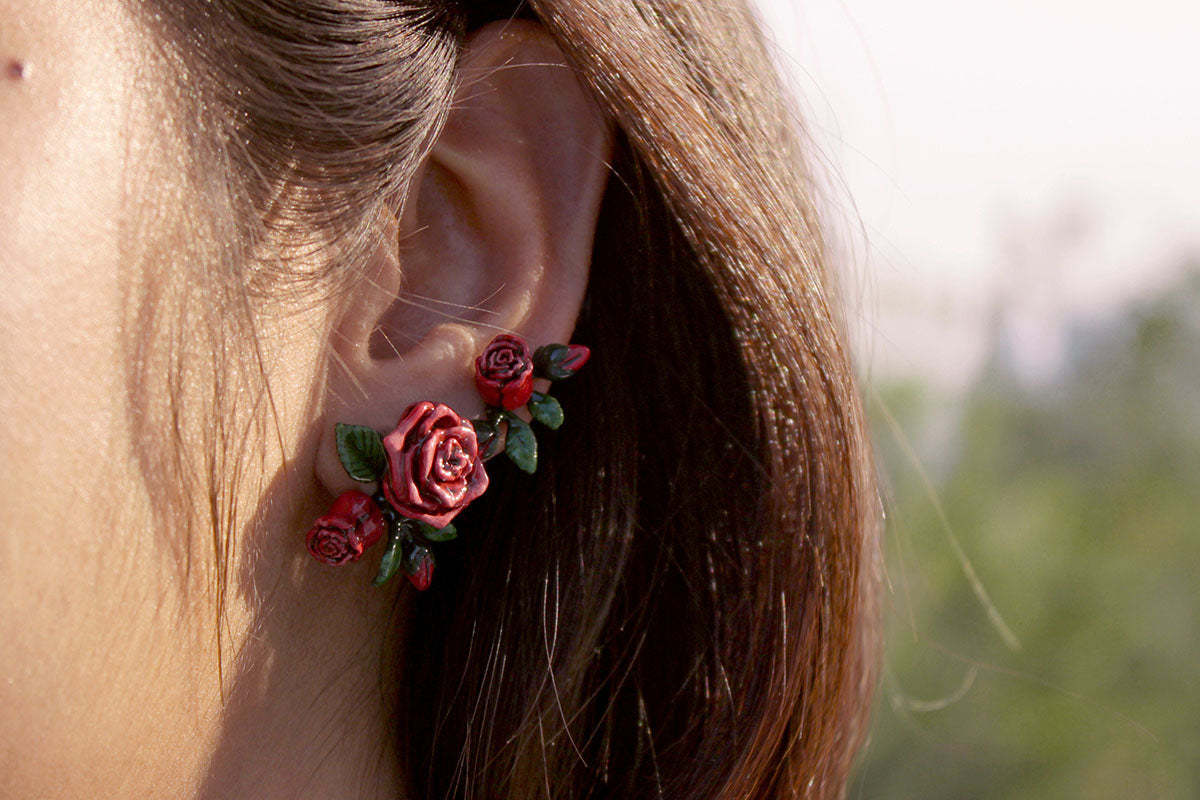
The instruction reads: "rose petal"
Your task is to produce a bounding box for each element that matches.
[402,447,437,510]
[418,430,463,508]
[390,401,434,443]
[418,403,455,440]
[428,479,467,509]
[452,423,480,458]
[462,455,490,504]
[433,438,468,482]
[384,402,435,509]
[500,371,534,409]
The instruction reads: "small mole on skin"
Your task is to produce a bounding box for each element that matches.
[6,60,31,81]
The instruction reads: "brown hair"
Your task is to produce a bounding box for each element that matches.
[133,0,879,797]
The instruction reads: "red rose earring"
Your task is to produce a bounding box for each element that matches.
[305,334,590,590]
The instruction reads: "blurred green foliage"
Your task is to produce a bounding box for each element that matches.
[850,269,1200,798]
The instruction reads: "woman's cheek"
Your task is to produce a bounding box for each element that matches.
[0,2,220,796]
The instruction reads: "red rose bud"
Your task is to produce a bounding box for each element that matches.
[533,342,590,380]
[306,490,385,566]
[382,401,489,529]
[405,544,435,591]
[474,333,535,410]
[561,344,590,372]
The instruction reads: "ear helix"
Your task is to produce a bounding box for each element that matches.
[304,333,590,590]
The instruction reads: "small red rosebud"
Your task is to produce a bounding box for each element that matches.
[561,344,590,372]
[406,547,435,591]
[533,342,591,380]
[474,333,535,410]
[306,490,385,566]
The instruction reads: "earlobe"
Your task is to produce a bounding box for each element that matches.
[317,20,612,497]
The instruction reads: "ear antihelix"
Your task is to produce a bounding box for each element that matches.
[305,333,591,591]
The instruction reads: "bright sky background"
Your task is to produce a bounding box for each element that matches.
[752,0,1200,386]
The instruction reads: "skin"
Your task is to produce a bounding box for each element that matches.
[0,2,403,795]
[0,1,207,795]
[0,2,610,797]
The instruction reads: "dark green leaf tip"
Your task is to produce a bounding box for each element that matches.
[372,523,407,586]
[418,521,458,543]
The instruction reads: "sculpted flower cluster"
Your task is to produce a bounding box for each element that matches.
[304,333,590,590]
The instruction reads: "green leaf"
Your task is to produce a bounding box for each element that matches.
[533,343,573,380]
[503,413,537,474]
[372,522,409,586]
[418,521,458,542]
[527,392,564,430]
[335,423,386,482]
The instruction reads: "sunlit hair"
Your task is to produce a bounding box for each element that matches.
[130,0,879,797]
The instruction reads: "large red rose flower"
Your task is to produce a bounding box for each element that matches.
[306,490,385,566]
[382,401,489,529]
[474,334,534,410]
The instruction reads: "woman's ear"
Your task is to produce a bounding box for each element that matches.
[317,19,612,494]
